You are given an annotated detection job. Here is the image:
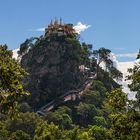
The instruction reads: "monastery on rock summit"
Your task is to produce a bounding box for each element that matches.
[45,18,76,37]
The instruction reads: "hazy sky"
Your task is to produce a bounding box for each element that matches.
[0,0,140,61]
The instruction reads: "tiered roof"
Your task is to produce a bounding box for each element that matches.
[45,18,76,36]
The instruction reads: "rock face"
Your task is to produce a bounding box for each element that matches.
[21,35,85,108]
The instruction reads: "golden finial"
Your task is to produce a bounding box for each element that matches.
[50,20,53,26]
[60,18,62,26]
[48,19,53,29]
[54,17,58,28]
[49,20,53,28]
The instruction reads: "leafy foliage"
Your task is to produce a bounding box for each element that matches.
[9,130,31,140]
[20,34,91,109]
[110,112,140,140]
[92,48,122,85]
[0,45,29,118]
[0,24,140,139]
[128,51,140,108]
[106,88,127,112]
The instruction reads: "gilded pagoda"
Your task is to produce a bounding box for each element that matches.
[45,18,76,37]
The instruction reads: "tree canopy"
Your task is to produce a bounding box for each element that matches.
[0,45,29,118]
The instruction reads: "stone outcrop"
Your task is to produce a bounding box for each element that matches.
[21,34,86,109]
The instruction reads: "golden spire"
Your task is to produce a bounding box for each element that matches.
[50,20,53,27]
[60,18,62,27]
[48,20,53,29]
[54,17,58,29]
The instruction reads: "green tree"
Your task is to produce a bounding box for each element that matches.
[75,102,99,127]
[9,130,31,140]
[92,48,112,76]
[0,128,9,140]
[92,48,122,83]
[109,67,123,81]
[105,88,127,113]
[88,125,109,140]
[18,102,32,113]
[128,50,140,109]
[110,112,140,140]
[90,80,107,103]
[18,37,38,57]
[47,107,73,129]
[82,91,101,107]
[104,86,140,139]
[80,42,92,67]
[0,45,29,118]
[33,121,64,140]
[4,112,41,138]
[93,116,107,127]
[66,127,91,140]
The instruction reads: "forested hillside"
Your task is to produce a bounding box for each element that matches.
[0,21,140,139]
[20,35,89,109]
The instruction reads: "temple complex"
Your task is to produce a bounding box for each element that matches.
[45,18,76,37]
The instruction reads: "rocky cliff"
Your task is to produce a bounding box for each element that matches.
[20,34,89,109]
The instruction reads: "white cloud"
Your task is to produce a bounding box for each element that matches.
[12,48,19,59]
[109,53,118,68]
[117,61,136,100]
[111,53,138,100]
[100,52,136,100]
[116,53,137,58]
[73,22,91,34]
[29,27,45,32]
[35,27,45,32]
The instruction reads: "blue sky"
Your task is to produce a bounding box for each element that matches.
[0,0,140,61]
